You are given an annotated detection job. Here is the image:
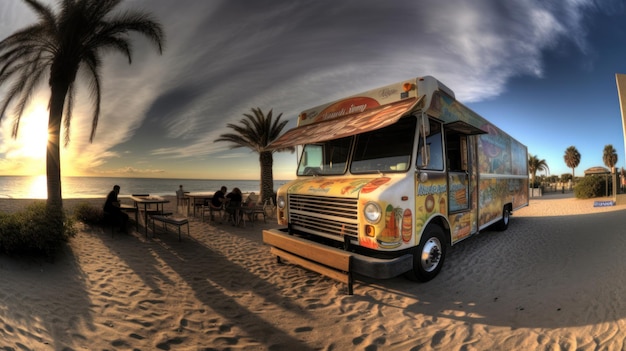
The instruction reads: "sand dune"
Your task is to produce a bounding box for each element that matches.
[1,193,626,350]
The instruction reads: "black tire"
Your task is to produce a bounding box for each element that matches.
[405,225,446,282]
[495,206,510,231]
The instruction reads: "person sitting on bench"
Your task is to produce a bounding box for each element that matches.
[104,185,129,233]
[209,186,227,221]
[224,187,243,224]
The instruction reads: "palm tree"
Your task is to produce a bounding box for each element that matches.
[603,144,618,196]
[528,154,549,188]
[563,146,581,184]
[0,0,165,213]
[216,108,294,203]
[602,144,618,171]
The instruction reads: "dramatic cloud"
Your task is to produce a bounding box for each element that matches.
[0,0,621,177]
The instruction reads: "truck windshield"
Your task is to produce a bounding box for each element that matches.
[351,116,416,174]
[297,137,352,176]
[297,117,417,176]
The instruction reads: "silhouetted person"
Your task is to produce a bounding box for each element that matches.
[211,186,227,208]
[104,185,129,232]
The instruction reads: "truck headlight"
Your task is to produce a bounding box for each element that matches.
[364,202,382,223]
[277,196,286,209]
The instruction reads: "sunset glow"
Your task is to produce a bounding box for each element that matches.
[18,104,49,160]
[1,102,50,176]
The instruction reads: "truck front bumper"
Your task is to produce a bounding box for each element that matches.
[263,228,414,280]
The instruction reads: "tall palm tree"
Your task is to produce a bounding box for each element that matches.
[602,144,618,171]
[603,144,618,196]
[528,154,549,188]
[216,108,294,203]
[563,146,581,184]
[0,0,165,213]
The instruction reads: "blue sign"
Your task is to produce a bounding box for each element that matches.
[593,201,615,207]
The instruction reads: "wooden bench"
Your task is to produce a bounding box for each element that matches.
[104,205,138,237]
[150,215,189,241]
[119,204,139,231]
[263,230,354,294]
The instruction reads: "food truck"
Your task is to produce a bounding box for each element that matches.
[263,76,528,293]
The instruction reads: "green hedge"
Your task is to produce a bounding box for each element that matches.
[0,202,76,258]
[574,176,605,199]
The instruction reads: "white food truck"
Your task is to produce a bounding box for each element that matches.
[263,76,528,294]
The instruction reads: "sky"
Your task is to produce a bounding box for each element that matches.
[1,0,626,180]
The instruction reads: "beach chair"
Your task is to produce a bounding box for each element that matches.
[224,200,243,226]
[202,203,224,223]
[192,197,205,217]
[176,189,189,213]
[102,211,116,237]
[241,194,266,226]
[263,197,276,218]
[103,207,134,237]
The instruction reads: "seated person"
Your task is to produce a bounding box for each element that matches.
[211,186,227,208]
[176,184,188,207]
[226,187,243,204]
[242,192,264,222]
[225,188,243,221]
[176,184,186,198]
[104,185,129,232]
[245,192,259,206]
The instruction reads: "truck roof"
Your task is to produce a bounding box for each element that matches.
[269,76,452,150]
[298,76,453,127]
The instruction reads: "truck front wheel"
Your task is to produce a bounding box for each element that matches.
[406,225,446,282]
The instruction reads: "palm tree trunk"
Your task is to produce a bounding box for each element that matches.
[259,151,274,203]
[46,85,67,212]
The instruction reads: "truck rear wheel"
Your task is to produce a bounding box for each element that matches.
[405,225,446,282]
[495,206,510,231]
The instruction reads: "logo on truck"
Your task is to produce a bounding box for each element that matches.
[313,97,380,123]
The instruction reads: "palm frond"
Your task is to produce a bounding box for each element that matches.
[0,0,166,209]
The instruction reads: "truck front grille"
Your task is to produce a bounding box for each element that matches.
[288,194,359,241]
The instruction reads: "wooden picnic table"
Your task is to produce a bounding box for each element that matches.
[185,192,214,216]
[130,195,170,236]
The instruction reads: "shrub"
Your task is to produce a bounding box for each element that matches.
[574,176,604,199]
[0,202,76,258]
[73,202,105,225]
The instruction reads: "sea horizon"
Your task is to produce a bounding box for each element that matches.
[0,175,292,199]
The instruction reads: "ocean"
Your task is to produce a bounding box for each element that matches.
[0,175,292,199]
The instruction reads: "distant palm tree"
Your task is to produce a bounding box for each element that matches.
[0,0,165,213]
[563,146,581,184]
[528,154,549,188]
[602,144,618,171]
[216,108,295,203]
[603,144,618,196]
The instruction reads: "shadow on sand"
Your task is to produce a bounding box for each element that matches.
[357,207,626,329]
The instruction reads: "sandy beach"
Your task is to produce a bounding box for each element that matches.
[1,193,626,350]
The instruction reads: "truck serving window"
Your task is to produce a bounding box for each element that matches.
[351,117,416,174]
[297,137,351,176]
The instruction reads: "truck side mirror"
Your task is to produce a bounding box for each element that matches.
[419,113,430,137]
[420,144,431,168]
[418,114,430,167]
